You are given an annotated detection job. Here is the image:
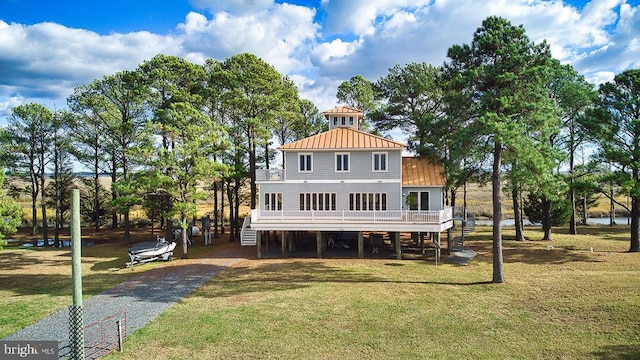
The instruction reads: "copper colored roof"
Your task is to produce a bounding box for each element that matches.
[322,106,363,116]
[279,127,406,150]
[402,157,445,186]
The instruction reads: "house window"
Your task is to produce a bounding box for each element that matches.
[349,116,354,125]
[333,116,338,126]
[264,193,282,211]
[408,191,429,211]
[349,193,387,211]
[373,152,388,172]
[341,116,346,125]
[299,153,312,172]
[300,193,337,211]
[336,153,350,172]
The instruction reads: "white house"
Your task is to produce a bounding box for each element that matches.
[241,106,454,259]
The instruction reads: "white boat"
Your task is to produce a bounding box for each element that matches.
[126,237,176,266]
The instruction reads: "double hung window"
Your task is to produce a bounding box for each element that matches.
[336,153,350,172]
[299,153,312,172]
[372,152,387,172]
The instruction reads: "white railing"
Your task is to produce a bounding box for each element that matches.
[241,215,251,240]
[256,169,284,181]
[251,207,453,224]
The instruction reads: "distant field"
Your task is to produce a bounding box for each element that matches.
[7,176,631,225]
[463,182,629,219]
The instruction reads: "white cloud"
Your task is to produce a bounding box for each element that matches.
[0,0,639,128]
[0,95,25,118]
[178,3,319,75]
[321,0,431,36]
[0,20,179,102]
[189,0,274,15]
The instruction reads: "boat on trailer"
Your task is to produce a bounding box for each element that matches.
[126,236,176,267]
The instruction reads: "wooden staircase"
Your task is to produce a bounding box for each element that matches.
[240,216,257,246]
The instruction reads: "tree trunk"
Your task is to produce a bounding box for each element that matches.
[512,188,524,241]
[40,172,48,245]
[492,142,505,284]
[249,130,257,209]
[123,149,130,244]
[54,153,61,248]
[181,213,189,259]
[94,149,101,232]
[541,197,552,240]
[569,186,577,234]
[609,186,615,226]
[581,195,588,225]
[234,177,241,241]
[265,143,270,170]
[226,179,234,242]
[220,180,225,235]
[213,180,219,239]
[111,156,118,229]
[569,126,577,235]
[31,172,38,236]
[630,197,640,252]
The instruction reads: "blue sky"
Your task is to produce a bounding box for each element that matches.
[1,0,639,128]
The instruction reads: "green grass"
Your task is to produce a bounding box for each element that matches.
[104,225,640,360]
[0,228,218,338]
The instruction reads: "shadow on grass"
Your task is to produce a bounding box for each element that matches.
[591,344,640,360]
[0,245,131,272]
[0,272,137,297]
[0,250,67,271]
[460,234,620,265]
[189,260,494,300]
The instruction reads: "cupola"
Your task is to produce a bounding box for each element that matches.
[323,106,364,131]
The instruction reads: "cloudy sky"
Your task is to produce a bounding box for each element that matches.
[1,0,639,127]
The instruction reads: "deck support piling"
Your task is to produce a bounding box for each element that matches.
[394,232,401,260]
[433,232,441,264]
[316,232,323,258]
[281,231,287,258]
[256,231,262,259]
[358,232,364,258]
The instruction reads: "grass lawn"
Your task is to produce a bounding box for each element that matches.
[0,227,216,338]
[102,225,640,360]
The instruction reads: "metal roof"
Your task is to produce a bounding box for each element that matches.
[322,106,364,116]
[402,157,446,186]
[279,127,406,150]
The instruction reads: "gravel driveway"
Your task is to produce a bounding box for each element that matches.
[3,241,254,359]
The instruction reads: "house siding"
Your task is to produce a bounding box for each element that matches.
[401,187,444,211]
[259,182,403,211]
[285,150,402,181]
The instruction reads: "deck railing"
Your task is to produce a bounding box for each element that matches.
[256,169,284,181]
[251,207,453,224]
